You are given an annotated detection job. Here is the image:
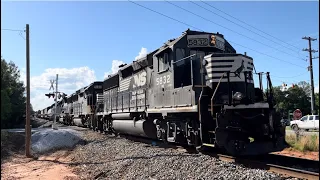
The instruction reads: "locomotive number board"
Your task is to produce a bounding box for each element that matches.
[187,34,225,51]
[187,38,209,47]
[94,85,102,89]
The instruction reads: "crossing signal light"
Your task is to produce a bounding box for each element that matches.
[57,93,67,100]
[45,93,55,98]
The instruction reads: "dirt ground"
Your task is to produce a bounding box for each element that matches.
[1,131,79,180]
[1,130,319,180]
[1,151,79,180]
[272,148,319,161]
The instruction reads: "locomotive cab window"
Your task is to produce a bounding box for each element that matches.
[174,48,191,88]
[158,52,170,72]
[175,48,186,66]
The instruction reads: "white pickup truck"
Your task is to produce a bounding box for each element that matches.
[290,115,319,131]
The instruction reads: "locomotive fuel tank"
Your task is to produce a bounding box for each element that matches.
[113,119,157,139]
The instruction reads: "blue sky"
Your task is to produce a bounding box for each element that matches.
[1,1,319,110]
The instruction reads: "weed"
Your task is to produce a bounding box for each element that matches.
[285,134,319,152]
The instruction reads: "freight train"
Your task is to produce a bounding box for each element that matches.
[39,29,286,156]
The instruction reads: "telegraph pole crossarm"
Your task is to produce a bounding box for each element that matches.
[302,36,318,115]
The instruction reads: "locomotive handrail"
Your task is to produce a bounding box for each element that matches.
[210,72,227,116]
[172,54,196,65]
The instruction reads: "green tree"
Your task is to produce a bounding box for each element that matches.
[298,81,311,95]
[273,81,312,118]
[1,56,26,128]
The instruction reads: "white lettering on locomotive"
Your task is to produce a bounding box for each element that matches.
[131,89,145,100]
[133,71,147,88]
[156,75,170,86]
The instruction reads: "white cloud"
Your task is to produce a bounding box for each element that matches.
[103,60,125,79]
[315,84,319,93]
[135,47,148,60]
[20,67,97,111]
[103,47,148,79]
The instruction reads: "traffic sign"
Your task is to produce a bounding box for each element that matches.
[293,109,302,120]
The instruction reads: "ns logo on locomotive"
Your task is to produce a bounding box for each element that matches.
[42,29,286,156]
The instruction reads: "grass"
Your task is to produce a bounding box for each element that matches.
[285,133,319,152]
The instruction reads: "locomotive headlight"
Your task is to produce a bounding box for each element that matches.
[233,92,244,101]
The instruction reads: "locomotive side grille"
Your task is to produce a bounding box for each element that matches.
[119,77,132,92]
[96,93,104,104]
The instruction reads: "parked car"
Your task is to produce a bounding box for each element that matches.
[290,115,319,131]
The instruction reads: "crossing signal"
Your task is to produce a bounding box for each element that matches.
[45,93,55,98]
[57,93,67,100]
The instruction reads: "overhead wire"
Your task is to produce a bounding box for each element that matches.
[1,28,24,32]
[271,72,309,79]
[128,1,305,69]
[190,0,301,55]
[198,0,302,51]
[128,1,201,31]
[166,0,305,61]
[2,28,26,40]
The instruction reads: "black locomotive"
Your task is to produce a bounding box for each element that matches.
[41,29,286,156]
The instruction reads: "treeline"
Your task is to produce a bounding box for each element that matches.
[1,56,30,129]
[273,81,319,118]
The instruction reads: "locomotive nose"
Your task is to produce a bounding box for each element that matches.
[203,54,255,104]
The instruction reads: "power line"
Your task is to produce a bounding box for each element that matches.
[190,0,301,55]
[198,0,302,51]
[254,32,319,60]
[2,28,26,40]
[1,28,24,32]
[128,1,201,31]
[129,1,305,69]
[271,72,309,79]
[166,1,304,61]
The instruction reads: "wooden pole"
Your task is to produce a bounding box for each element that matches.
[25,24,31,157]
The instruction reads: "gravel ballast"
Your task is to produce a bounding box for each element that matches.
[31,128,83,154]
[67,130,299,180]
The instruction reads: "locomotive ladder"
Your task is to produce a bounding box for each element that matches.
[200,72,228,148]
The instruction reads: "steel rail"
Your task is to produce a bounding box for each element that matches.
[55,122,319,180]
[212,153,319,180]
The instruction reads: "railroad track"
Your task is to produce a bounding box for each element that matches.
[62,124,319,180]
[207,152,319,180]
[105,132,319,180]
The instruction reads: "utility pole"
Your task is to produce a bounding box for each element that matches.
[25,24,31,157]
[53,74,58,130]
[302,36,318,115]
